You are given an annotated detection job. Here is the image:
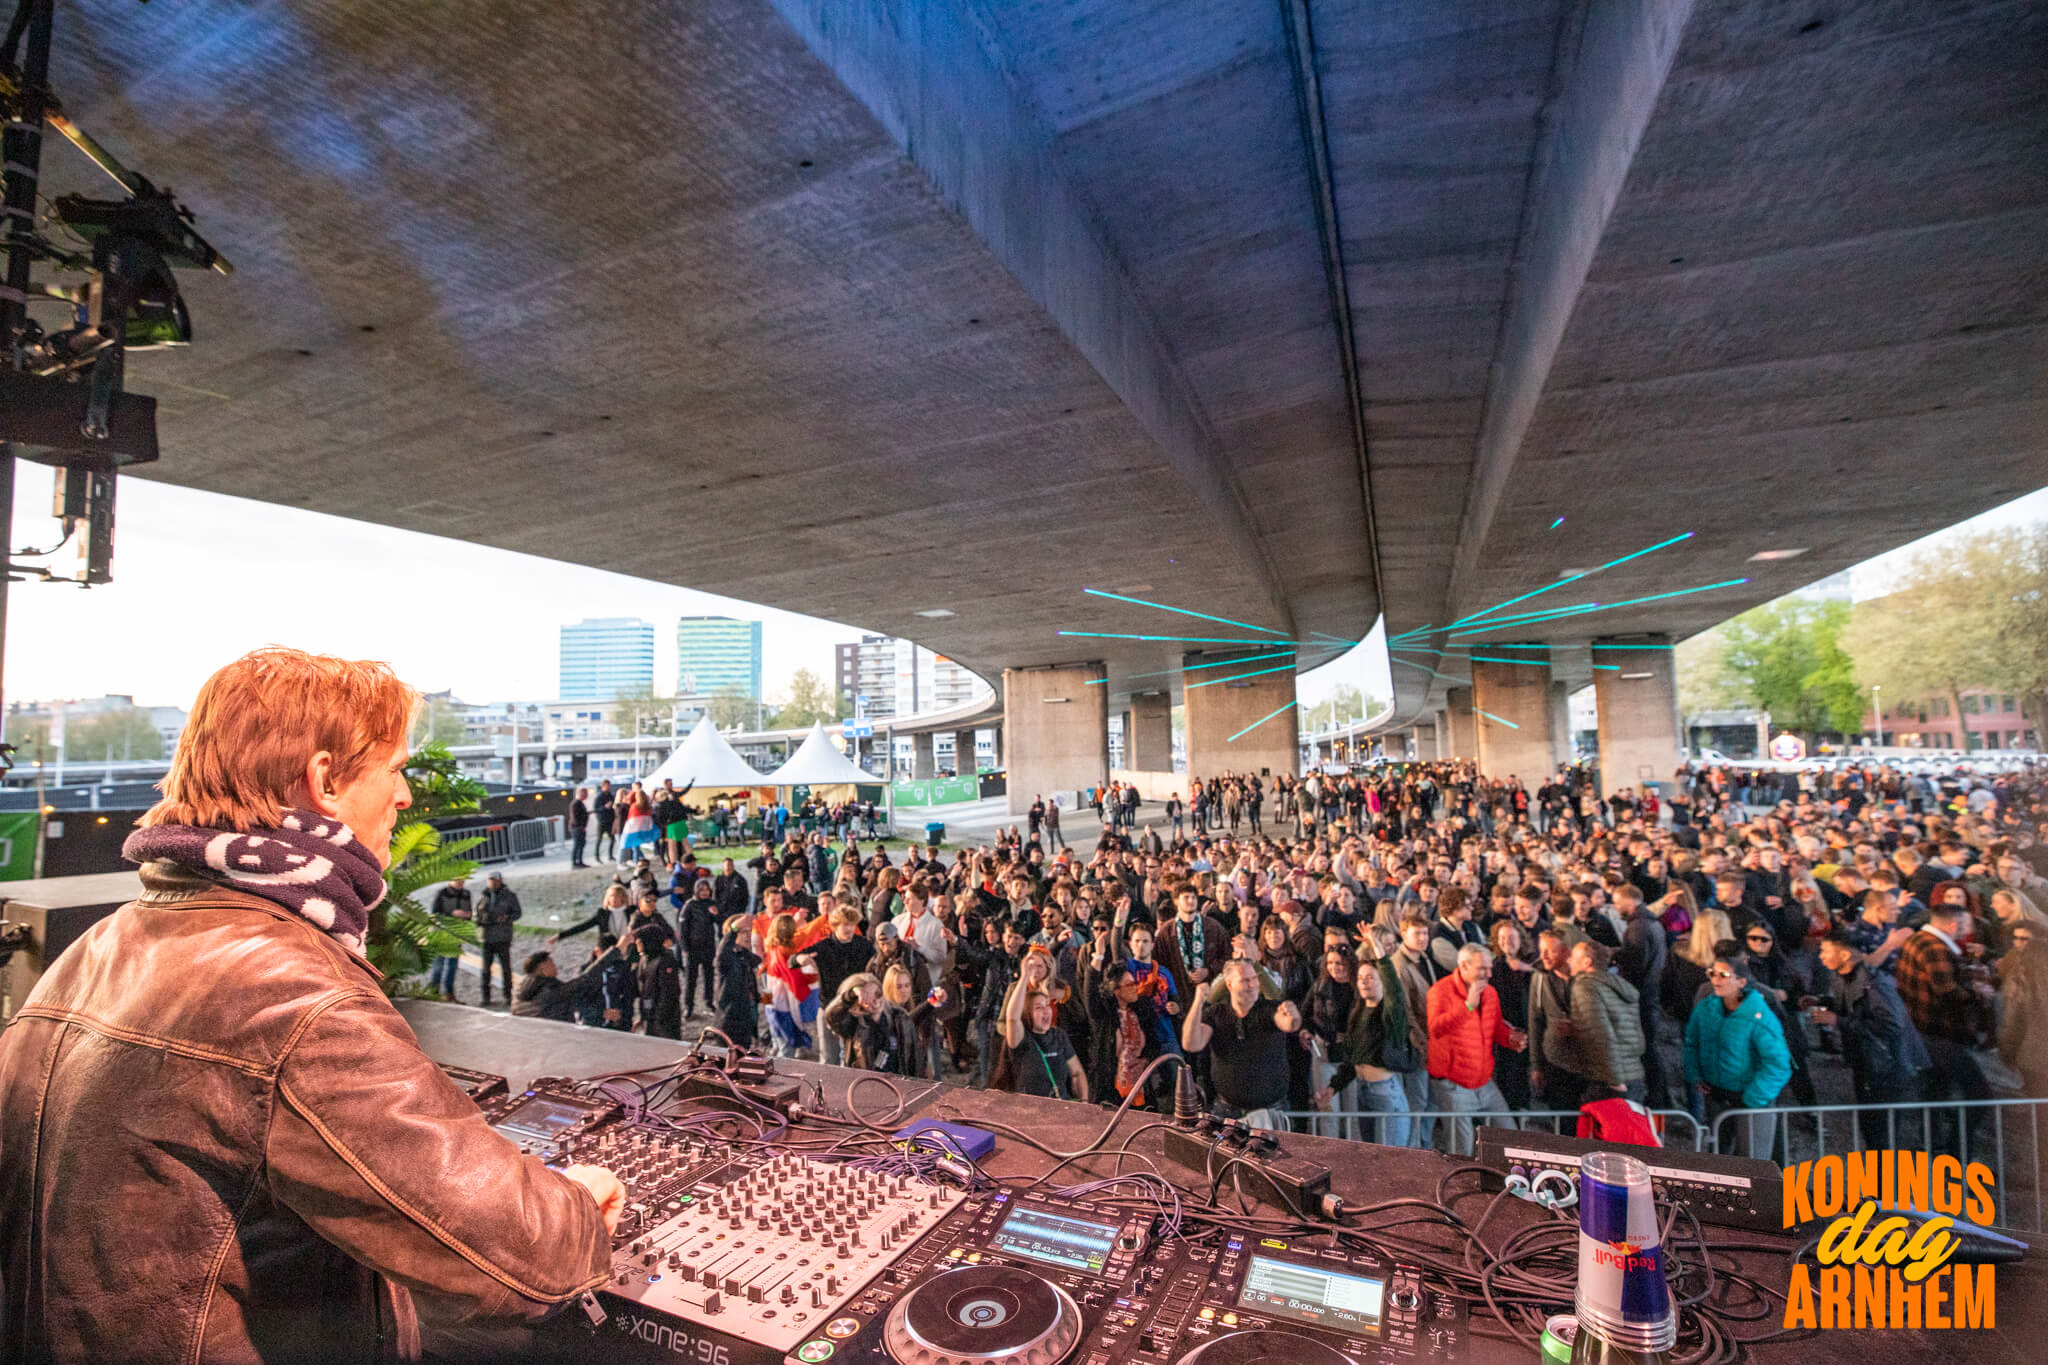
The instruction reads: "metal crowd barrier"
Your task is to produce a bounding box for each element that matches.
[1273,1106,1704,1151]
[460,815,562,865]
[1709,1097,2047,1232]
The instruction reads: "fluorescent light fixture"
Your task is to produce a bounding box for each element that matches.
[915,608,955,618]
[1042,697,1072,704]
[1747,548,1809,561]
[1621,672,1656,680]
[1559,568,1594,578]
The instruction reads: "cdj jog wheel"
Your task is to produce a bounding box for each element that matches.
[1174,1331,1358,1365]
[882,1265,1083,1365]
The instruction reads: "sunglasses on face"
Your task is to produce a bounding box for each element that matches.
[1708,969,1738,981]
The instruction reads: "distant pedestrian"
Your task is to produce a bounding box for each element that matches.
[593,779,616,862]
[473,871,522,1007]
[427,875,473,1002]
[569,787,590,868]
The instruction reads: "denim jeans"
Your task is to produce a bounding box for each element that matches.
[820,1028,846,1068]
[1356,1074,1412,1150]
[1399,1067,1434,1150]
[1430,1075,1513,1156]
[427,955,460,996]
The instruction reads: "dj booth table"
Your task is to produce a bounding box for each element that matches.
[399,1003,2043,1364]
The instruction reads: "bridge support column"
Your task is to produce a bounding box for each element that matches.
[1413,721,1437,761]
[1182,656,1297,780]
[1124,693,1173,772]
[1003,665,1108,816]
[1593,637,1682,800]
[1550,681,1575,769]
[1445,688,1477,760]
[953,729,979,775]
[911,731,936,780]
[1473,655,1556,782]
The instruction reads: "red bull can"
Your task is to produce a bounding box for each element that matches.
[1574,1152,1676,1354]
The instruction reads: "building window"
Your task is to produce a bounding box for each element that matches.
[1932,698,1950,717]
[1963,694,1980,715]
[2004,695,2017,712]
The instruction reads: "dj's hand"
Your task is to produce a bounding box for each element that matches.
[561,1164,627,1233]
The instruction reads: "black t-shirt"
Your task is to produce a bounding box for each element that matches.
[1010,1026,1078,1099]
[1203,998,1289,1111]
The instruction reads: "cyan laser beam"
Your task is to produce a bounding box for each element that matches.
[1449,532,1695,629]
[1476,709,1522,730]
[1187,660,1301,690]
[1388,623,1438,642]
[1449,578,1749,638]
[1550,517,1566,530]
[1082,648,1299,685]
[1594,664,1621,670]
[1227,699,1299,743]
[1469,654,1555,665]
[1082,588,1289,637]
[1058,630,1295,646]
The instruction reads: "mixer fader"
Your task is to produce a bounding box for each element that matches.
[601,1152,966,1353]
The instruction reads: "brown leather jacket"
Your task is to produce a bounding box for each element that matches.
[0,863,610,1363]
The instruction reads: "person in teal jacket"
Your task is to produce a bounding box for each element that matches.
[1684,948,1793,1159]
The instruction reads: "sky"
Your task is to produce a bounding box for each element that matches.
[4,466,2037,719]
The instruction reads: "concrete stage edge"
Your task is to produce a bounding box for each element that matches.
[397,1004,2045,1363]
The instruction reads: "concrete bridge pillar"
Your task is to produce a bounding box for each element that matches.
[1550,680,1575,770]
[911,731,936,780]
[1182,654,1297,780]
[1003,665,1108,816]
[1445,687,1477,760]
[1124,692,1173,772]
[953,729,979,774]
[1473,654,1556,782]
[1593,637,1683,799]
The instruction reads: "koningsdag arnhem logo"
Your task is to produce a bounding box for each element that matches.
[1781,1151,1996,1330]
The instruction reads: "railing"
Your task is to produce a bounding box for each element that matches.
[1710,1097,2047,1232]
[1274,1106,1704,1151]
[458,815,563,865]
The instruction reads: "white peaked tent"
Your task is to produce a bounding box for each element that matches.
[765,722,880,789]
[640,715,770,789]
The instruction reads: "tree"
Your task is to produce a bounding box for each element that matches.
[1707,599,1865,739]
[413,695,467,748]
[1675,630,1749,715]
[1843,525,2047,739]
[708,684,757,731]
[771,668,836,728]
[612,683,676,737]
[1302,684,1381,732]
[59,707,165,762]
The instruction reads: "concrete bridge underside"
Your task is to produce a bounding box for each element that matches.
[40,1,2047,806]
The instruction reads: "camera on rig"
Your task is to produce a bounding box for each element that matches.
[0,6,231,587]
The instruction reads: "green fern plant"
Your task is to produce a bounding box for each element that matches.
[370,741,492,988]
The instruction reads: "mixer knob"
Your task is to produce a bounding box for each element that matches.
[836,1241,849,1257]
[668,1252,685,1269]
[642,1251,659,1267]
[812,1286,825,1308]
[826,1275,841,1294]
[1392,1288,1420,1311]
[704,1291,723,1314]
[747,1285,765,1304]
[701,1268,720,1287]
[799,1227,813,1242]
[781,1285,797,1304]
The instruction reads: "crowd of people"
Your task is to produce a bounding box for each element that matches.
[482,755,2048,1158]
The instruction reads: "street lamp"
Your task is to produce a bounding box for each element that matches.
[1872,684,1883,749]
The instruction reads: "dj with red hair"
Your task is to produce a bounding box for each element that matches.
[0,649,623,1361]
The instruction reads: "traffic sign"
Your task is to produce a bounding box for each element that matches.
[844,721,874,739]
[1769,733,1806,762]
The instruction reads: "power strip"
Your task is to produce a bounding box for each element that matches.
[1161,1121,1332,1217]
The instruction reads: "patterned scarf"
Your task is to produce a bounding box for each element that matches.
[124,808,386,956]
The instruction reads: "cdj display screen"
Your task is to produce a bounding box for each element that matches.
[1238,1255,1386,1335]
[491,1097,595,1146]
[989,1205,1120,1274]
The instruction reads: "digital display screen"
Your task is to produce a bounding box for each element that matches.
[491,1097,593,1145]
[989,1206,1119,1274]
[1238,1255,1385,1334]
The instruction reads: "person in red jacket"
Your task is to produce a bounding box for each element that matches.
[1426,942,1527,1155]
